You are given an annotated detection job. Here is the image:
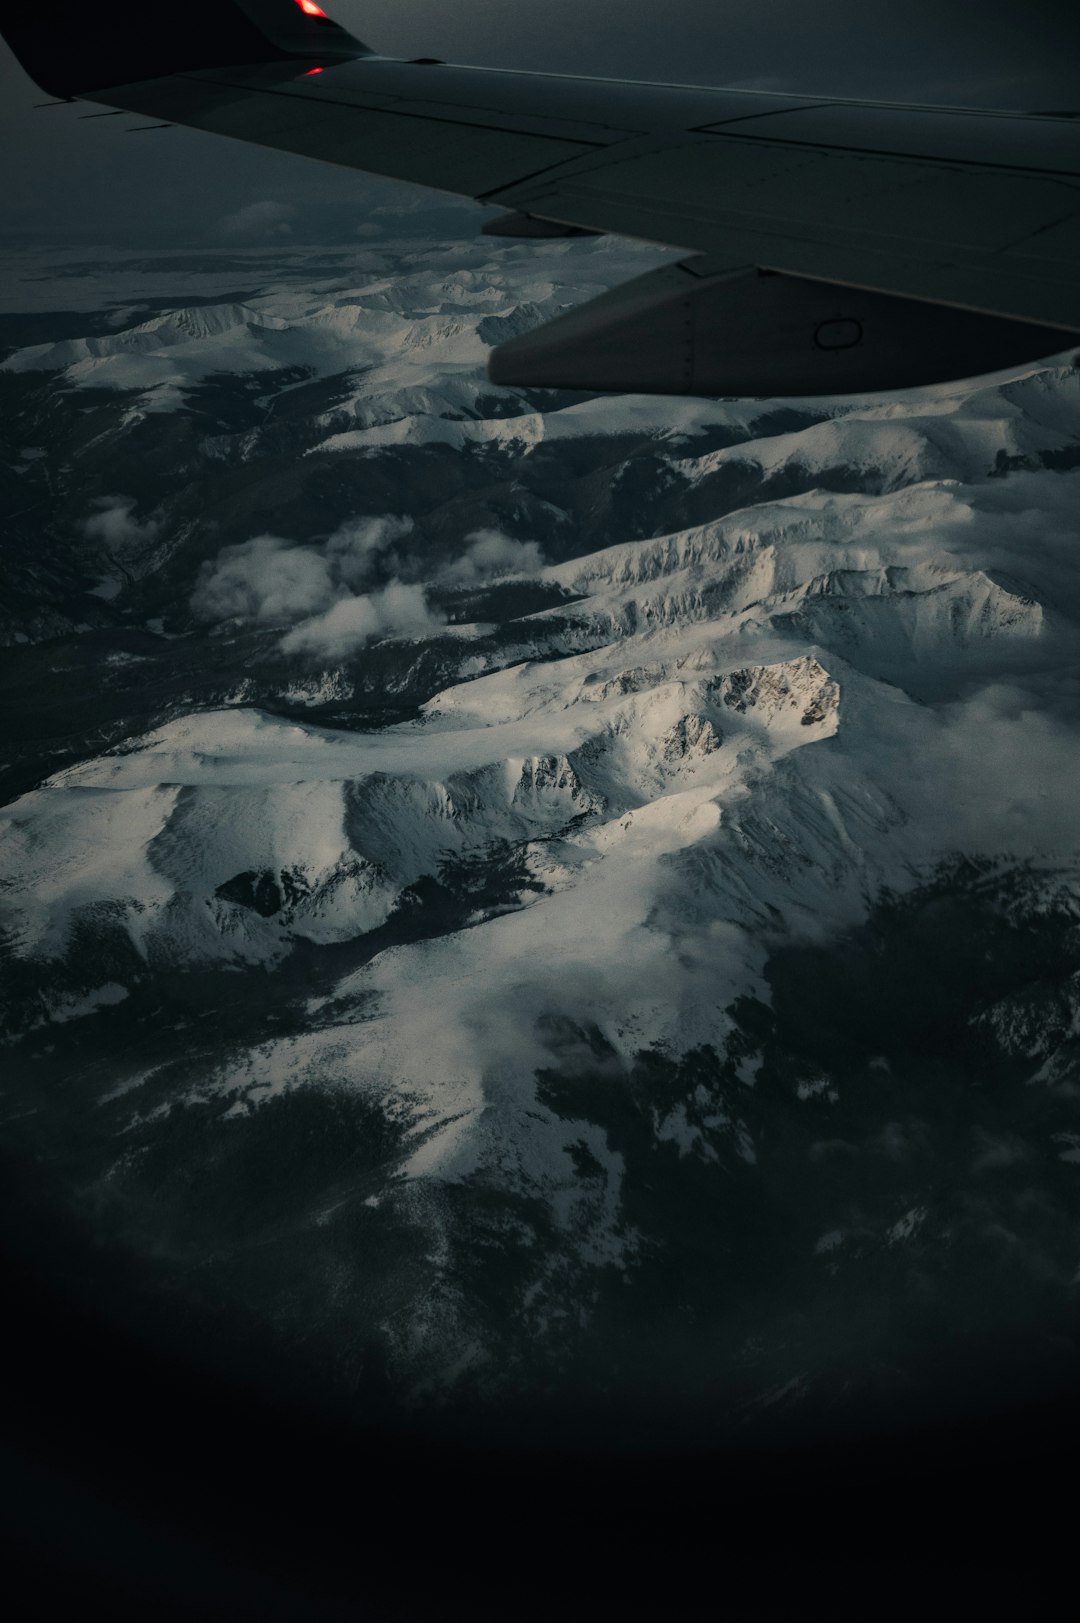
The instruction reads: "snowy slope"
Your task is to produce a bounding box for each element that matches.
[6,410,1080,1185]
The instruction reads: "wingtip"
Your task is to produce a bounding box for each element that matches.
[1,0,369,101]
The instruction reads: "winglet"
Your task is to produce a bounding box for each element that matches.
[1,0,370,101]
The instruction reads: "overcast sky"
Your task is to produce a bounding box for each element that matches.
[2,1,1077,251]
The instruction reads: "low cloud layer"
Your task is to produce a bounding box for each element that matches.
[280,583,443,658]
[439,528,546,586]
[325,514,416,589]
[191,516,416,627]
[191,534,338,624]
[191,514,545,660]
[219,200,296,242]
[82,495,160,552]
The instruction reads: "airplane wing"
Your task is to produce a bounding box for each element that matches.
[4,0,1079,396]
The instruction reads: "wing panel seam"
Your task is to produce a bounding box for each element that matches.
[705,128,1080,179]
[178,73,610,150]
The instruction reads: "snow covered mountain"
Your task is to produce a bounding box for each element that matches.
[2,238,1080,1439]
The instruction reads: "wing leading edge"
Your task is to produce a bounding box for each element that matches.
[4,0,1078,395]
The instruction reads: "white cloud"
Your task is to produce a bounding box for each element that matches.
[280,583,444,659]
[82,495,160,551]
[190,534,337,624]
[190,512,498,661]
[324,514,414,589]
[440,528,546,586]
[192,515,417,629]
[220,201,296,241]
[902,680,1080,857]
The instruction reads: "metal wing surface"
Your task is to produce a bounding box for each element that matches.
[4,0,1078,395]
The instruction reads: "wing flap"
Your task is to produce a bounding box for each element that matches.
[497,135,1080,330]
[537,137,1080,256]
[696,103,1080,174]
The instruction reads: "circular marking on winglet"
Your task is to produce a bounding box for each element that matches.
[814,318,863,350]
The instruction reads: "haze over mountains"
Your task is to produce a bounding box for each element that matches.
[2,236,1080,1438]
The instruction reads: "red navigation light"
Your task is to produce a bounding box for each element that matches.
[295,1,330,16]
[302,67,325,76]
